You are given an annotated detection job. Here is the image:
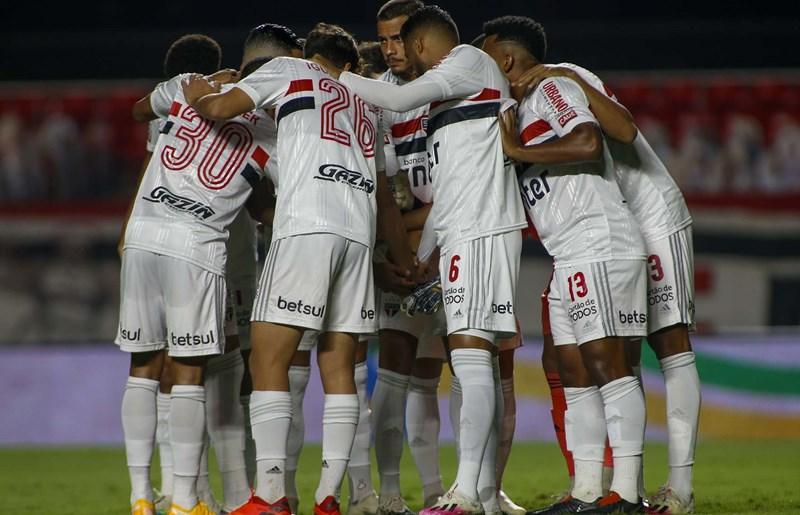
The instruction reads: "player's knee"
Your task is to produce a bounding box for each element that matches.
[170,355,208,386]
[411,357,443,379]
[129,350,165,381]
[648,324,692,359]
[541,335,559,373]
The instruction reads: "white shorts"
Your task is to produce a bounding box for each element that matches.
[298,330,318,352]
[227,274,256,349]
[252,234,377,335]
[549,259,648,346]
[439,231,521,340]
[645,227,695,333]
[116,249,225,357]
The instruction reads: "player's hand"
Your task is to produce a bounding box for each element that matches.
[511,64,576,100]
[401,278,442,316]
[374,261,415,295]
[498,108,523,161]
[182,74,220,105]
[207,68,241,85]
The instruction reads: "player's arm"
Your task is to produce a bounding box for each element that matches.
[500,77,603,166]
[376,169,416,274]
[499,109,602,165]
[402,203,432,231]
[340,46,485,112]
[340,72,445,112]
[514,65,637,144]
[184,75,255,120]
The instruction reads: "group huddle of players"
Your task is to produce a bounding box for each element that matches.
[117,1,702,515]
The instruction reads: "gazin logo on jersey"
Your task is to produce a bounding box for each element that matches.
[144,186,215,220]
[315,164,375,194]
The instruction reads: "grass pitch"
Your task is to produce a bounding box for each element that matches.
[0,441,798,514]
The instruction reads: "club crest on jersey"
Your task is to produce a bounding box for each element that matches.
[315,164,375,194]
[144,186,215,220]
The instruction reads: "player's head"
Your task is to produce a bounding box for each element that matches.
[358,41,388,78]
[481,16,547,83]
[163,34,222,77]
[242,22,303,67]
[376,0,424,79]
[400,5,459,76]
[304,23,360,76]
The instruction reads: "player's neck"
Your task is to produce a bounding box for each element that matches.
[309,55,342,79]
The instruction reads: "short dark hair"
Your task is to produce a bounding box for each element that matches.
[303,23,359,70]
[244,23,302,55]
[482,15,547,62]
[470,33,486,48]
[400,5,459,44]
[357,41,388,77]
[377,0,424,21]
[163,34,222,77]
[241,57,273,78]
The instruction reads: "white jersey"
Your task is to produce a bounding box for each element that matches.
[235,57,382,248]
[379,70,432,204]
[145,117,161,153]
[124,74,277,275]
[407,45,527,251]
[561,63,692,241]
[517,76,644,267]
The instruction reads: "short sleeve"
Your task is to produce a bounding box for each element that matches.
[423,45,486,100]
[533,77,598,137]
[150,75,185,118]
[145,119,161,152]
[233,58,292,110]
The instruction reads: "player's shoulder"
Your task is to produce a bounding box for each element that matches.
[441,44,486,66]
[556,62,606,91]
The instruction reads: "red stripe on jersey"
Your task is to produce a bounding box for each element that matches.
[520,120,551,144]
[391,116,425,138]
[169,101,181,116]
[469,88,501,101]
[251,146,270,169]
[285,79,314,96]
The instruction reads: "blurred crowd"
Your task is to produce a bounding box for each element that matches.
[1,77,799,202]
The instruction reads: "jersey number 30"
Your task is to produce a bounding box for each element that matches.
[161,104,254,190]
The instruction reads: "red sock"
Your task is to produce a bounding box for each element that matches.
[546,371,575,478]
[604,437,614,468]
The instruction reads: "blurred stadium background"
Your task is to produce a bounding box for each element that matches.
[1,0,799,454]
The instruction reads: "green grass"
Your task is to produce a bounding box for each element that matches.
[0,441,798,514]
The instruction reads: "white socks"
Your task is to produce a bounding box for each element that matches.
[251,390,292,503]
[564,386,606,502]
[407,375,444,502]
[316,394,359,503]
[451,348,495,501]
[348,362,375,504]
[286,365,311,503]
[661,352,701,500]
[122,376,159,504]
[206,351,249,508]
[372,368,410,496]
[496,377,516,484]
[155,390,173,498]
[476,358,502,513]
[170,385,207,509]
[449,375,462,458]
[599,376,646,503]
[241,394,256,485]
